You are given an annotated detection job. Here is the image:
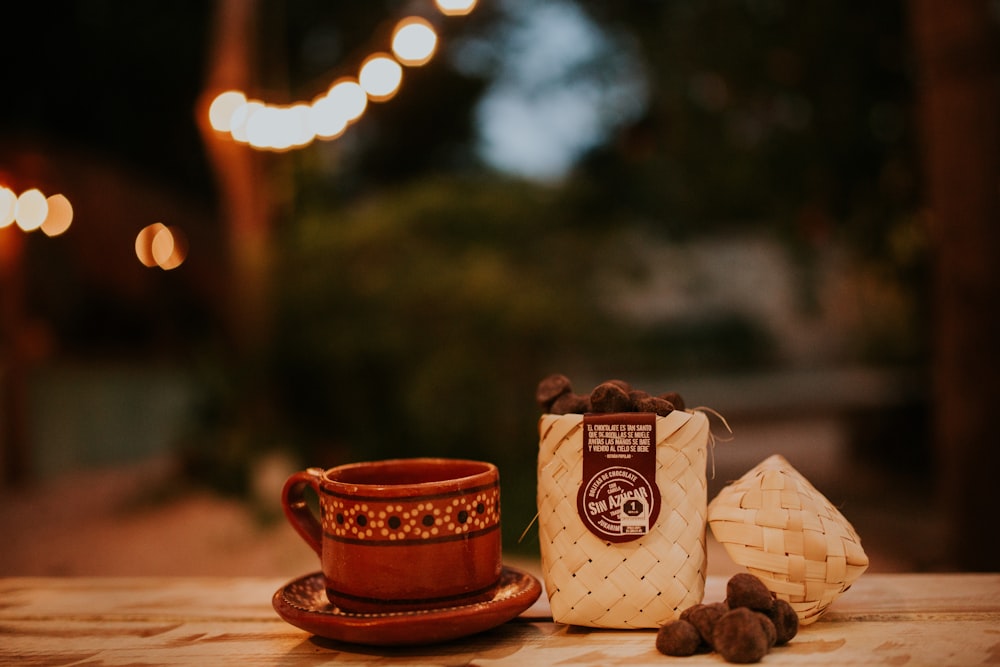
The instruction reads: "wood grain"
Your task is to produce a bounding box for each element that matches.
[1,573,997,666]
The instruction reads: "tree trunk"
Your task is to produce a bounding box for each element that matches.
[197,0,273,354]
[909,0,1000,570]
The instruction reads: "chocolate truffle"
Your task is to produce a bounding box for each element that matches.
[754,611,777,648]
[635,395,675,416]
[659,391,686,411]
[655,619,702,657]
[682,601,728,648]
[549,391,589,415]
[713,607,770,664]
[765,598,799,645]
[536,373,572,409]
[589,381,632,413]
[726,573,774,612]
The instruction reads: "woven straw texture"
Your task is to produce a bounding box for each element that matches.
[707,454,869,624]
[537,410,710,628]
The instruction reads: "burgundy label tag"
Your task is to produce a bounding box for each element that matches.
[576,412,660,543]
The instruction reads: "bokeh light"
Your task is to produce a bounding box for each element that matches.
[153,225,188,270]
[136,223,187,269]
[135,223,165,267]
[228,99,264,143]
[308,78,369,140]
[359,54,403,101]
[246,103,315,151]
[41,193,73,237]
[14,188,48,232]
[327,78,368,123]
[392,17,438,66]
[435,0,477,16]
[208,90,248,132]
[1,187,74,235]
[204,2,475,151]
[308,93,350,139]
[0,187,16,228]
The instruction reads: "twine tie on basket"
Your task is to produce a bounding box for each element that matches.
[692,406,733,480]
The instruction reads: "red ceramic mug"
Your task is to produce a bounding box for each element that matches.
[281,458,502,613]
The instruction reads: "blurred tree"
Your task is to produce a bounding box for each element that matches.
[572,1,921,251]
[197,0,274,354]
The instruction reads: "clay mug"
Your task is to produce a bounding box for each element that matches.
[281,458,502,613]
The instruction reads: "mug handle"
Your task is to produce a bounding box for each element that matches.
[281,467,325,557]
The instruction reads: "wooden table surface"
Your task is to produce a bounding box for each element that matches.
[2,572,998,665]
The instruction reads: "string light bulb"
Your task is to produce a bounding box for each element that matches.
[205,1,475,151]
[435,0,477,16]
[136,222,187,270]
[208,90,248,132]
[392,17,438,66]
[0,186,75,235]
[14,189,48,232]
[0,187,16,228]
[41,194,74,237]
[359,54,403,101]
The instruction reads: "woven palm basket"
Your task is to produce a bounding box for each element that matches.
[707,454,869,624]
[537,410,710,628]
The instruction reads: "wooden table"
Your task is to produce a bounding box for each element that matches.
[2,573,997,665]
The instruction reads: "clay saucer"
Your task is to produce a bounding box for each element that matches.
[272,565,542,646]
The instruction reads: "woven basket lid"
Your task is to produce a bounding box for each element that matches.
[707,454,868,624]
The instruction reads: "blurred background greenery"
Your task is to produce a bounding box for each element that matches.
[2,0,996,568]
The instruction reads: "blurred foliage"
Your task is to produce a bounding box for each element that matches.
[569,0,928,366]
[272,177,608,542]
[574,0,919,236]
[273,176,603,462]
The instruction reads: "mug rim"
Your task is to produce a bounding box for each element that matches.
[320,457,497,494]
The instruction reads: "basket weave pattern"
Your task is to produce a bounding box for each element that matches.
[537,410,710,628]
[707,454,869,624]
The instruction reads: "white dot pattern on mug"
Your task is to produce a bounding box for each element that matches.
[321,487,500,542]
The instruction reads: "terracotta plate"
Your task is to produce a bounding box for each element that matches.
[272,565,542,646]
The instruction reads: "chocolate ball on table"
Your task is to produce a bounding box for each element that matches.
[726,573,774,612]
[765,598,799,645]
[713,607,771,664]
[680,601,728,649]
[655,619,703,657]
[754,611,777,648]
